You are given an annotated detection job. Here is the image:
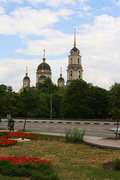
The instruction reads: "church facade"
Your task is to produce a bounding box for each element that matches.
[22,30,83,89]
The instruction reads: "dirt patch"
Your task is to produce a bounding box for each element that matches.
[103,162,114,171]
[103,161,120,172]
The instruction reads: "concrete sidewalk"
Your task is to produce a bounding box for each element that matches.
[83,136,120,150]
[36,132,120,150]
[1,130,120,150]
[35,132,120,150]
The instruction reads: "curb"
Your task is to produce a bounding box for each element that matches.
[83,136,120,150]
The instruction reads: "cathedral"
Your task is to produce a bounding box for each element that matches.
[22,30,83,89]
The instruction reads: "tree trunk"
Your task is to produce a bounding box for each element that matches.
[23,117,27,132]
[50,94,52,119]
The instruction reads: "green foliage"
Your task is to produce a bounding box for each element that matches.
[36,78,58,94]
[90,86,109,118]
[34,134,63,141]
[0,84,20,117]
[109,83,120,119]
[0,85,7,96]
[62,80,110,119]
[0,79,115,119]
[19,88,38,117]
[31,163,59,180]
[65,128,85,143]
[0,132,8,136]
[0,160,59,180]
[62,79,93,118]
[18,80,64,118]
[85,166,120,180]
[110,107,120,120]
[112,158,120,170]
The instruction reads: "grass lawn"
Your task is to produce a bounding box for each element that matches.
[0,134,120,180]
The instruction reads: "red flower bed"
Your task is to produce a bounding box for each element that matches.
[0,156,52,166]
[0,131,37,139]
[0,138,17,147]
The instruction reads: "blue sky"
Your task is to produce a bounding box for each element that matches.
[0,0,120,91]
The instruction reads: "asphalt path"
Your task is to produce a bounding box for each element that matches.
[0,119,116,137]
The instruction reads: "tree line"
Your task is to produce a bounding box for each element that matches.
[0,78,120,120]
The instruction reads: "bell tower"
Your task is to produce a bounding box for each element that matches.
[36,50,51,84]
[67,29,83,85]
[23,66,30,88]
[57,67,65,87]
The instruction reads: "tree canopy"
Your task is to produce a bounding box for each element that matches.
[109,83,120,119]
[0,80,120,119]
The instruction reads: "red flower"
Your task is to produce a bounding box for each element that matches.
[0,138,17,146]
[0,156,52,166]
[0,131,37,139]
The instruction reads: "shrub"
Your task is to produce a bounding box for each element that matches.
[0,157,59,180]
[65,128,85,143]
[0,132,8,136]
[31,169,59,180]
[112,158,120,170]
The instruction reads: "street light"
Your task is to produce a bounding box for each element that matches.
[50,93,52,119]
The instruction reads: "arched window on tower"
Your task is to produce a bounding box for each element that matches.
[70,71,72,79]
[71,58,72,64]
[78,71,80,79]
[78,58,79,64]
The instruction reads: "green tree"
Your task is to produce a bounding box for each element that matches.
[36,78,58,94]
[4,92,20,117]
[62,79,92,118]
[52,90,64,118]
[109,83,120,111]
[109,83,120,137]
[90,86,109,119]
[19,87,51,118]
[0,84,7,96]
[0,84,20,117]
[19,88,37,117]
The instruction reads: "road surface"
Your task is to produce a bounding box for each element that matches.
[0,119,117,137]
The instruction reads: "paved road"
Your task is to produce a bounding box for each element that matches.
[0,119,117,137]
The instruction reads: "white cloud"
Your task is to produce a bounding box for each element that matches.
[28,0,76,7]
[0,1,120,91]
[8,14,120,90]
[16,29,72,55]
[101,6,110,11]
[17,14,120,56]
[14,13,120,88]
[0,7,72,35]
[28,0,90,7]
[113,0,120,6]
[0,58,37,91]
[0,0,23,3]
[80,15,120,89]
[0,7,5,14]
[0,57,67,91]
[116,1,120,5]
[28,0,92,18]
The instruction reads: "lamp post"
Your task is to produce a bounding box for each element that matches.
[50,93,52,119]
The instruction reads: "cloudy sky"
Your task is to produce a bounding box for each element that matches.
[0,0,120,91]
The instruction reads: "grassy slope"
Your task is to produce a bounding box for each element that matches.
[0,135,120,180]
